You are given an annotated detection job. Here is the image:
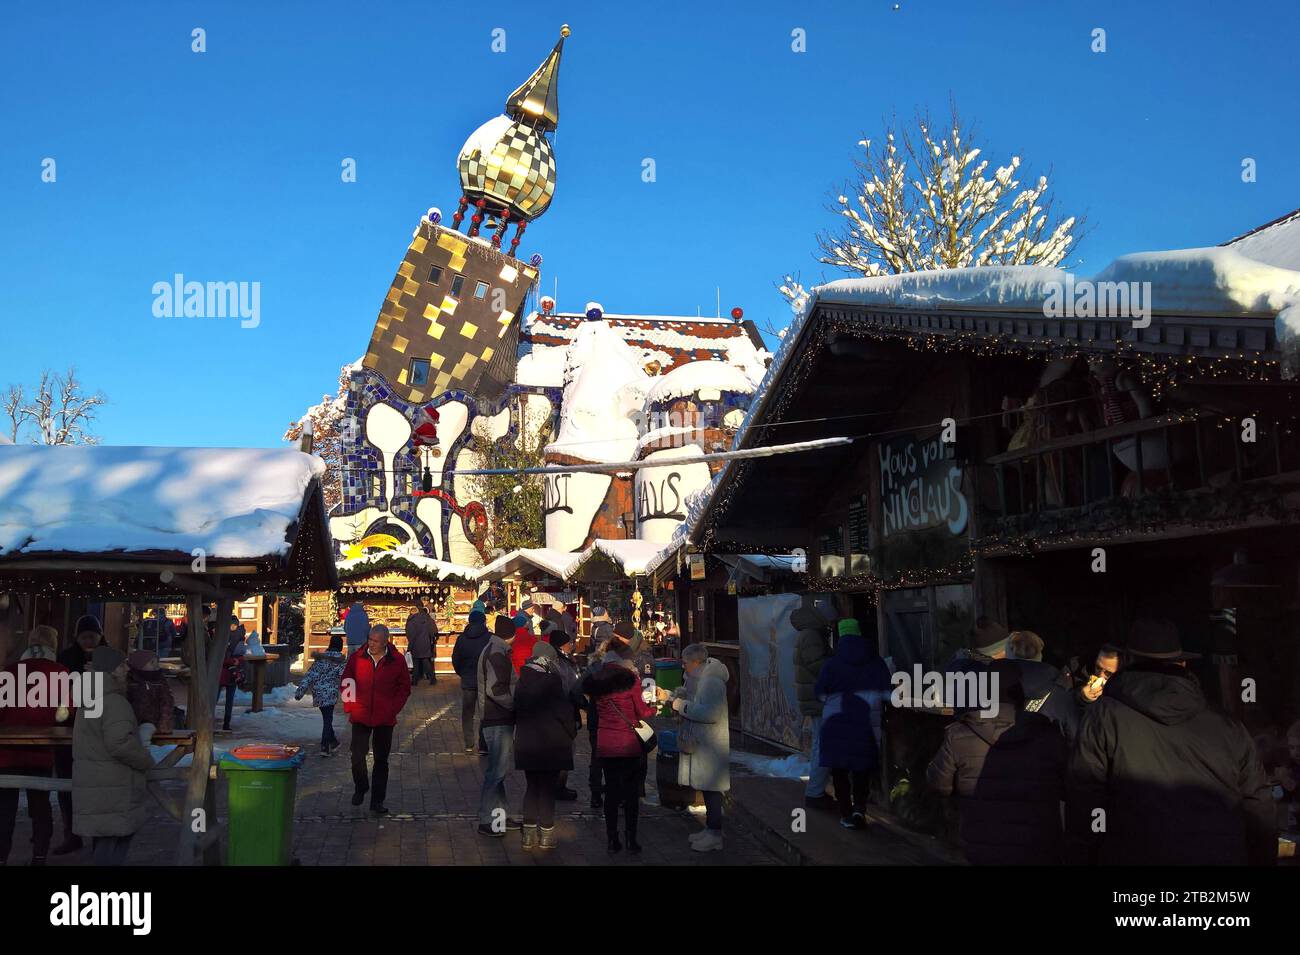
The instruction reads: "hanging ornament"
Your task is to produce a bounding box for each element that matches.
[412,404,440,447]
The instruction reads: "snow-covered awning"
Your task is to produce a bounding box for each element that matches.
[0,445,337,596]
[336,552,480,585]
[478,539,672,583]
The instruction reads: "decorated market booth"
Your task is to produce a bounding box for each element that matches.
[0,444,337,865]
[304,552,477,674]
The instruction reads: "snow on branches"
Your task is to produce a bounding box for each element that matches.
[4,367,107,445]
[283,362,353,509]
[789,104,1080,303]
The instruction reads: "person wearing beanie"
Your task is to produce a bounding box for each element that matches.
[294,634,347,756]
[452,609,492,753]
[814,617,891,831]
[218,617,247,733]
[52,615,106,856]
[510,611,541,675]
[477,615,521,837]
[512,640,577,849]
[125,650,176,735]
[72,643,152,866]
[0,626,73,866]
[546,627,582,801]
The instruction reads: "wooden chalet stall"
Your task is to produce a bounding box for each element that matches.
[304,552,477,674]
[0,445,337,865]
[691,247,1300,836]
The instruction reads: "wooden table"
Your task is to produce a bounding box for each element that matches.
[242,653,280,713]
[0,728,198,823]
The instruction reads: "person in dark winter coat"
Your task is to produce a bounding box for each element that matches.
[125,650,175,734]
[477,615,520,836]
[405,602,438,686]
[52,614,105,856]
[547,627,582,801]
[1004,630,1080,741]
[73,646,153,866]
[814,618,891,830]
[342,602,370,652]
[218,617,246,732]
[0,627,73,866]
[513,642,578,849]
[584,655,656,854]
[791,595,834,808]
[1066,619,1275,866]
[926,661,1067,865]
[341,625,411,814]
[452,609,492,753]
[295,635,347,755]
[583,620,615,808]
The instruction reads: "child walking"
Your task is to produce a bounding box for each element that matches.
[295,635,347,756]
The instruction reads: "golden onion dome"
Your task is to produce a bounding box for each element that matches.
[456,26,566,223]
[457,115,556,222]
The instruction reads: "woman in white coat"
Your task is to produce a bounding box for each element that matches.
[670,643,731,853]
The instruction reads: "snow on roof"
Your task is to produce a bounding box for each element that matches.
[336,552,479,582]
[814,247,1300,316]
[514,345,568,388]
[1223,208,1300,272]
[644,359,760,405]
[0,445,326,559]
[0,434,12,446]
[479,539,672,581]
[686,245,1300,547]
[545,321,649,463]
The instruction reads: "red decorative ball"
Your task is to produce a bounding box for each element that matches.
[730,307,744,320]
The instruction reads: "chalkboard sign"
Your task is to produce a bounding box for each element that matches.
[848,493,870,553]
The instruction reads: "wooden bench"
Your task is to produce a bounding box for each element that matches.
[0,728,198,823]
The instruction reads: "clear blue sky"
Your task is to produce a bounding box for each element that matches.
[2,0,1297,446]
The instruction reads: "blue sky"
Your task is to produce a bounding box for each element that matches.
[2,0,1297,447]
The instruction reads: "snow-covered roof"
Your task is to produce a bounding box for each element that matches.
[812,248,1300,316]
[685,245,1300,548]
[336,552,479,582]
[644,359,760,406]
[545,321,649,463]
[478,539,672,582]
[0,445,326,559]
[520,311,771,382]
[1223,208,1300,272]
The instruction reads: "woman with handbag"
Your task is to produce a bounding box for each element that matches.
[667,643,731,852]
[583,644,657,854]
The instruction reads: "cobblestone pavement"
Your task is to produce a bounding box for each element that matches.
[9,677,785,867]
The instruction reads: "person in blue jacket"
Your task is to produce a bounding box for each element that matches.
[814,617,892,831]
[342,602,370,652]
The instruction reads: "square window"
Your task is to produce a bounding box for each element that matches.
[450,274,465,297]
[428,265,442,284]
[409,358,430,387]
[473,281,489,299]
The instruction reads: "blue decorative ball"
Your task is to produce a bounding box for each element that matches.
[427,207,442,225]
[529,253,543,268]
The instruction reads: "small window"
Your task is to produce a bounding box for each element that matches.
[409,358,430,387]
[369,475,382,498]
[428,265,442,285]
[473,280,489,299]
[450,274,465,297]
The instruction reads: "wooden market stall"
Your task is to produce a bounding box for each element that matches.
[0,444,337,866]
[303,552,477,674]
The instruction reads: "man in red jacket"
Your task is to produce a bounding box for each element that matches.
[341,624,411,815]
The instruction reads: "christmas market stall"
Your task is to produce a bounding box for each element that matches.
[304,552,478,675]
[0,444,337,865]
[690,244,1300,835]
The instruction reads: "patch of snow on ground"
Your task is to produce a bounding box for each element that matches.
[730,750,810,781]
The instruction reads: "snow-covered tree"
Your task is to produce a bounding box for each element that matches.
[4,367,107,445]
[781,104,1081,309]
[283,363,352,509]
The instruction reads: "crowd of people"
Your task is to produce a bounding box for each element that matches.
[795,595,1281,865]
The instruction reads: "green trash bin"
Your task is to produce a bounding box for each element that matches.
[220,744,305,866]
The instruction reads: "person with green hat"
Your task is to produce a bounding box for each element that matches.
[814,616,891,831]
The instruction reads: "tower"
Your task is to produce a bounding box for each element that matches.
[333,27,570,566]
[359,25,568,406]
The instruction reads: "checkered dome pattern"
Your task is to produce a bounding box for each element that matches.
[458,119,555,221]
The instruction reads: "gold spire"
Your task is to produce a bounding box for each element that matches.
[505,24,567,131]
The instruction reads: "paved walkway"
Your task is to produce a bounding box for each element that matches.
[8,677,784,867]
